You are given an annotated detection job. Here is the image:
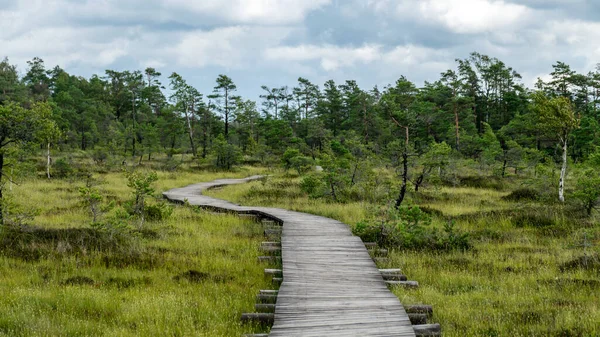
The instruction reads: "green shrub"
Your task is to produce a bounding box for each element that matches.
[513,214,555,228]
[52,158,73,178]
[559,254,600,272]
[572,169,600,216]
[458,175,505,190]
[63,276,95,286]
[211,134,242,170]
[92,149,108,164]
[353,205,471,251]
[144,202,173,222]
[503,188,540,202]
[125,170,159,227]
[300,174,323,196]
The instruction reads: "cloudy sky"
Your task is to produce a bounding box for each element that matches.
[2,0,600,98]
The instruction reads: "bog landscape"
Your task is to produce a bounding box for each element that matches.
[0,52,599,336]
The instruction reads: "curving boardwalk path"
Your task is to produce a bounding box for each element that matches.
[163,177,415,337]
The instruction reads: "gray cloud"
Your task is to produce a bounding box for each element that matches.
[1,0,600,99]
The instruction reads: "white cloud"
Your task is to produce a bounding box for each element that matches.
[163,0,331,25]
[0,26,130,69]
[172,26,293,69]
[413,0,531,33]
[541,20,600,69]
[265,43,450,80]
[265,44,382,71]
[382,45,446,66]
[368,0,531,34]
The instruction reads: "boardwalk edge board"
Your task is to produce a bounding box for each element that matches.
[164,177,440,337]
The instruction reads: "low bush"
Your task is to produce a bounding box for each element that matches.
[105,276,152,289]
[0,225,135,261]
[513,214,555,228]
[173,270,211,283]
[353,205,471,251]
[457,175,505,190]
[503,188,540,202]
[144,202,174,222]
[63,276,95,286]
[559,254,600,272]
[300,174,322,196]
[52,158,74,178]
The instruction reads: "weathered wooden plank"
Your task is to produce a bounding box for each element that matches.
[264,269,283,277]
[259,289,279,295]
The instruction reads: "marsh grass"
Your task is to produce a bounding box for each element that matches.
[0,166,272,336]
[208,174,600,337]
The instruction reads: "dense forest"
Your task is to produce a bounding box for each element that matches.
[1,52,599,206]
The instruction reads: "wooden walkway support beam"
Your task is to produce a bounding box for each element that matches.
[255,303,276,313]
[413,323,441,336]
[386,280,420,288]
[258,256,281,263]
[405,305,433,315]
[240,313,274,325]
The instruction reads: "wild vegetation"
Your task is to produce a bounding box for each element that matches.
[207,169,599,336]
[0,52,599,336]
[0,163,272,336]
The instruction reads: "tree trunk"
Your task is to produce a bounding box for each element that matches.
[169,136,176,158]
[225,89,229,139]
[362,99,369,143]
[414,172,424,192]
[0,153,4,224]
[395,151,408,208]
[350,162,359,186]
[502,158,507,178]
[184,108,197,157]
[329,180,338,202]
[202,123,208,159]
[46,142,51,179]
[454,103,460,150]
[559,137,567,202]
[132,94,136,156]
[132,134,136,156]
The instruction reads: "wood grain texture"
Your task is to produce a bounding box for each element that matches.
[164,177,416,337]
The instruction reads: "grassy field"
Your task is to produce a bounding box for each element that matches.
[0,166,272,336]
[207,174,600,337]
[1,162,599,336]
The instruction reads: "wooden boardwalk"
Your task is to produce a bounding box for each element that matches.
[164,177,415,337]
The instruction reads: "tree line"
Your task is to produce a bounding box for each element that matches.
[1,52,599,205]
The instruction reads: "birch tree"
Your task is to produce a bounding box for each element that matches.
[532,91,579,202]
[169,73,202,157]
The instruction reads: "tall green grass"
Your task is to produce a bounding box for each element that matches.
[0,167,271,336]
